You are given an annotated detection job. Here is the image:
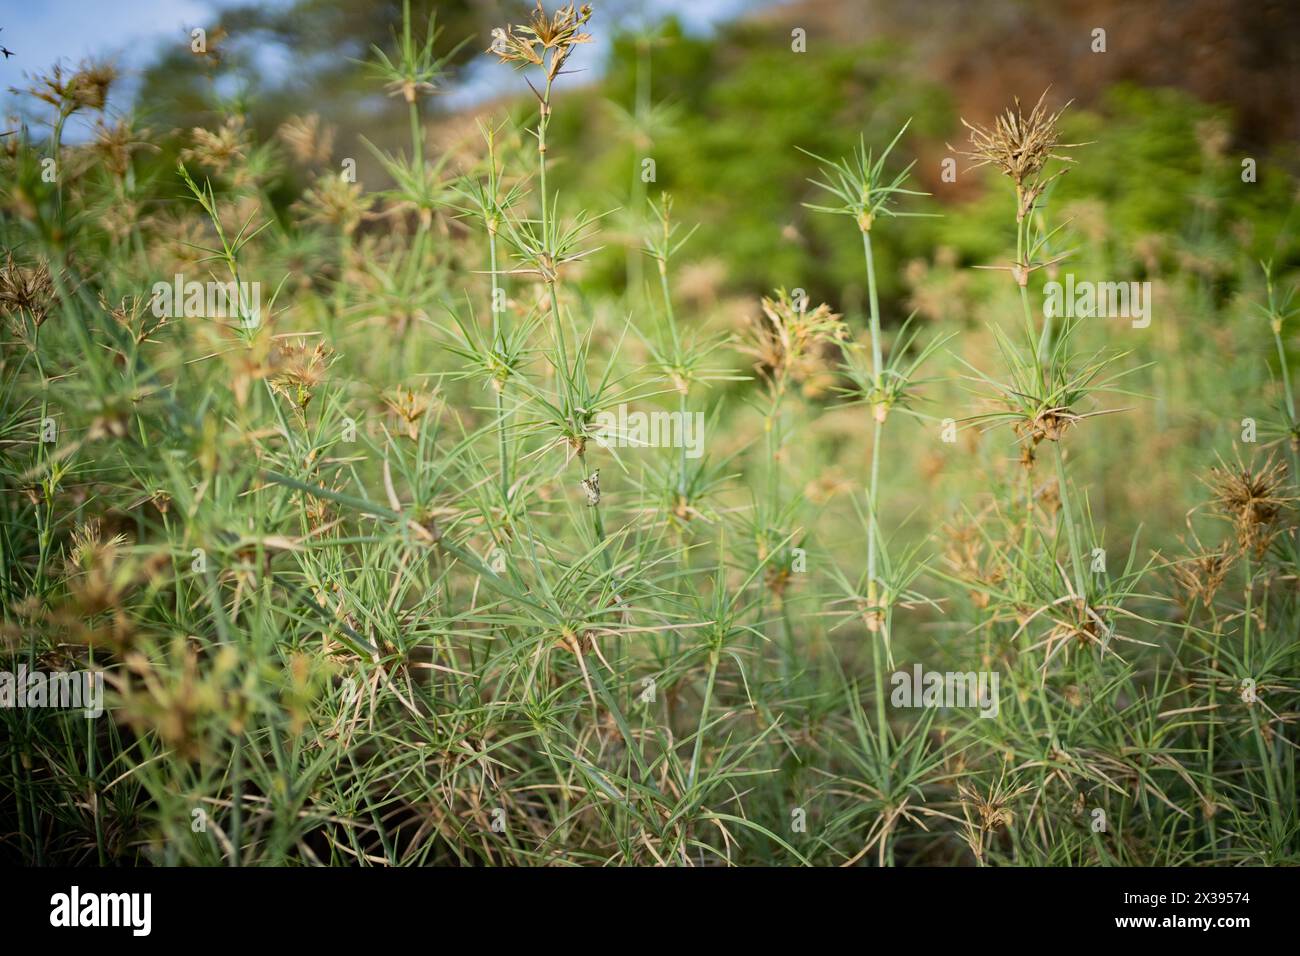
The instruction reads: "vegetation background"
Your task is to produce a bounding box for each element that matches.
[1,0,1298,865]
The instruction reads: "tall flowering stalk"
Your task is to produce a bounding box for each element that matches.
[958,91,1081,365]
[365,0,463,205]
[457,123,527,502]
[490,1,593,380]
[740,289,846,675]
[958,93,1089,602]
[802,124,944,802]
[955,95,1158,777]
[490,3,615,560]
[802,123,932,642]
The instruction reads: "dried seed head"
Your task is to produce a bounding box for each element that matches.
[92,117,154,179]
[383,386,435,440]
[68,61,117,111]
[17,59,117,114]
[1013,406,1079,447]
[741,289,845,385]
[0,251,58,327]
[1172,543,1232,608]
[1207,454,1293,559]
[270,338,336,412]
[956,90,1084,220]
[277,113,336,166]
[958,90,1078,187]
[180,116,249,175]
[489,2,593,83]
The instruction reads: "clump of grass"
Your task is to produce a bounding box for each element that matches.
[0,5,1296,869]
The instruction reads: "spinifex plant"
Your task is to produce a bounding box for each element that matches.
[801,125,942,653]
[796,125,951,862]
[955,94,1123,637]
[488,2,615,552]
[2,0,1298,871]
[958,91,1083,363]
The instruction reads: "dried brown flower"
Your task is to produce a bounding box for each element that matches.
[957,90,1084,221]
[14,60,117,114]
[277,113,335,166]
[740,289,846,387]
[489,2,593,83]
[1172,543,1232,607]
[270,337,335,412]
[0,250,58,327]
[383,386,435,440]
[1207,454,1294,559]
[180,116,250,175]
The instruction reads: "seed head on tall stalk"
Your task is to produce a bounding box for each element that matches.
[801,122,935,644]
[16,60,117,217]
[800,124,942,814]
[489,3,618,561]
[489,1,594,380]
[956,91,1085,364]
[1254,262,1300,480]
[734,288,846,679]
[957,93,1093,625]
[364,0,464,190]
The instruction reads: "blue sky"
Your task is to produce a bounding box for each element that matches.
[0,0,772,123]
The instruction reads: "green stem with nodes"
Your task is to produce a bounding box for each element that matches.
[489,221,510,500]
[1203,603,1221,853]
[1029,282,1051,367]
[627,39,651,298]
[658,262,689,500]
[408,98,423,179]
[862,232,883,601]
[1271,322,1299,480]
[536,77,571,379]
[1012,187,1050,363]
[51,104,73,217]
[688,648,719,790]
[863,232,883,376]
[764,379,783,508]
[870,617,890,788]
[404,0,422,180]
[763,372,797,679]
[332,229,349,334]
[1009,189,1044,596]
[861,229,892,813]
[402,1,430,356]
[1051,442,1087,604]
[1240,552,1285,845]
[1017,284,1041,589]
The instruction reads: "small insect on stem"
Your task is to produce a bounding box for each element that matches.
[580,469,601,507]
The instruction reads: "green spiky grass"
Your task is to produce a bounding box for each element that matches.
[1,4,1297,866]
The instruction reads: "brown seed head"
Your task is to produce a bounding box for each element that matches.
[1207,455,1293,559]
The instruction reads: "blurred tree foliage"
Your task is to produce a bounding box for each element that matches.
[540,19,1298,319]
[123,4,1297,320]
[133,0,485,140]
